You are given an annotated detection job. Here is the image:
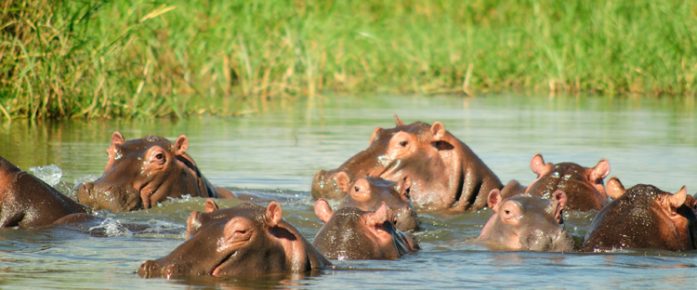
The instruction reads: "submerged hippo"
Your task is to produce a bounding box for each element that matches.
[526,154,610,211]
[77,132,233,212]
[331,171,418,232]
[312,116,502,212]
[582,178,697,252]
[0,156,89,228]
[139,200,330,279]
[477,186,574,252]
[312,200,419,260]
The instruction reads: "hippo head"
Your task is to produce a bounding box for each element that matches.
[526,153,610,211]
[477,188,574,252]
[139,200,330,279]
[312,200,419,260]
[582,178,697,251]
[312,116,501,211]
[0,157,86,228]
[332,171,418,232]
[76,132,214,212]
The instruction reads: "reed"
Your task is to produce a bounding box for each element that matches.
[1,0,695,120]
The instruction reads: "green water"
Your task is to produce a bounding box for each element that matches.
[1,95,696,289]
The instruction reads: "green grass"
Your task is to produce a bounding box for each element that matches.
[1,0,696,120]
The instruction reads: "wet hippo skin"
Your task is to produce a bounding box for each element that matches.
[0,156,89,228]
[477,186,574,252]
[312,116,502,212]
[312,199,419,260]
[76,132,234,212]
[139,200,330,279]
[582,177,697,252]
[331,171,419,232]
[526,153,610,211]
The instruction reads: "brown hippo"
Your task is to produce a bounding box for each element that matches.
[139,200,330,279]
[581,177,697,252]
[312,116,502,212]
[76,132,234,212]
[477,186,574,252]
[0,156,89,228]
[526,153,610,211]
[331,171,418,232]
[312,199,419,260]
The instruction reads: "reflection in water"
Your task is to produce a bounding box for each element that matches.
[0,95,696,288]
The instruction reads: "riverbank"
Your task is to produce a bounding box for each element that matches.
[1,0,695,120]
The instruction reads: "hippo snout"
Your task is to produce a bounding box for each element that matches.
[76,182,94,204]
[525,229,575,252]
[138,260,161,278]
[311,170,344,199]
[394,208,419,232]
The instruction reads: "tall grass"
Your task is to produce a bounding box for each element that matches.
[1,0,696,120]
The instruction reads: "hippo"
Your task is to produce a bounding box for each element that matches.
[312,199,419,260]
[139,200,330,279]
[331,171,418,232]
[76,132,234,212]
[581,178,697,252]
[312,116,502,212]
[526,153,610,211]
[0,156,89,228]
[477,185,575,252]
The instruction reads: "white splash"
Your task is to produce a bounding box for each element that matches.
[28,164,62,186]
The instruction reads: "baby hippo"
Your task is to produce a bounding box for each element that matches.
[77,132,233,212]
[526,153,610,211]
[0,156,88,228]
[139,200,330,279]
[312,200,419,260]
[582,178,697,252]
[477,186,574,252]
[331,171,418,232]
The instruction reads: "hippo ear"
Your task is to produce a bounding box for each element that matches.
[369,127,382,144]
[366,202,393,226]
[589,159,611,182]
[530,153,551,176]
[185,211,202,239]
[333,171,351,193]
[550,190,567,223]
[173,135,189,155]
[111,131,125,146]
[668,186,688,209]
[394,114,405,126]
[430,122,446,141]
[264,201,283,227]
[203,199,219,213]
[487,189,503,212]
[606,177,626,200]
[314,199,334,224]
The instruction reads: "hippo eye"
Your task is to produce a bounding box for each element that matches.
[354,186,361,192]
[504,210,511,215]
[399,141,408,147]
[155,153,164,160]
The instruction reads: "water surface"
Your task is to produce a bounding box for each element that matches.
[1,95,696,289]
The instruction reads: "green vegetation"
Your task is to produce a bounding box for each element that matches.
[1,0,696,120]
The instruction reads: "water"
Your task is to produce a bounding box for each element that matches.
[1,95,696,289]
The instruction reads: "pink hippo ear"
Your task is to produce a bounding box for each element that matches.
[589,159,611,182]
[314,199,334,224]
[606,177,626,200]
[264,201,283,227]
[333,171,351,194]
[111,131,125,146]
[430,121,446,141]
[203,199,219,213]
[668,186,688,209]
[530,153,552,177]
[366,202,393,226]
[550,190,568,223]
[185,211,202,239]
[369,127,383,144]
[487,189,503,212]
[394,114,405,126]
[173,134,189,155]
